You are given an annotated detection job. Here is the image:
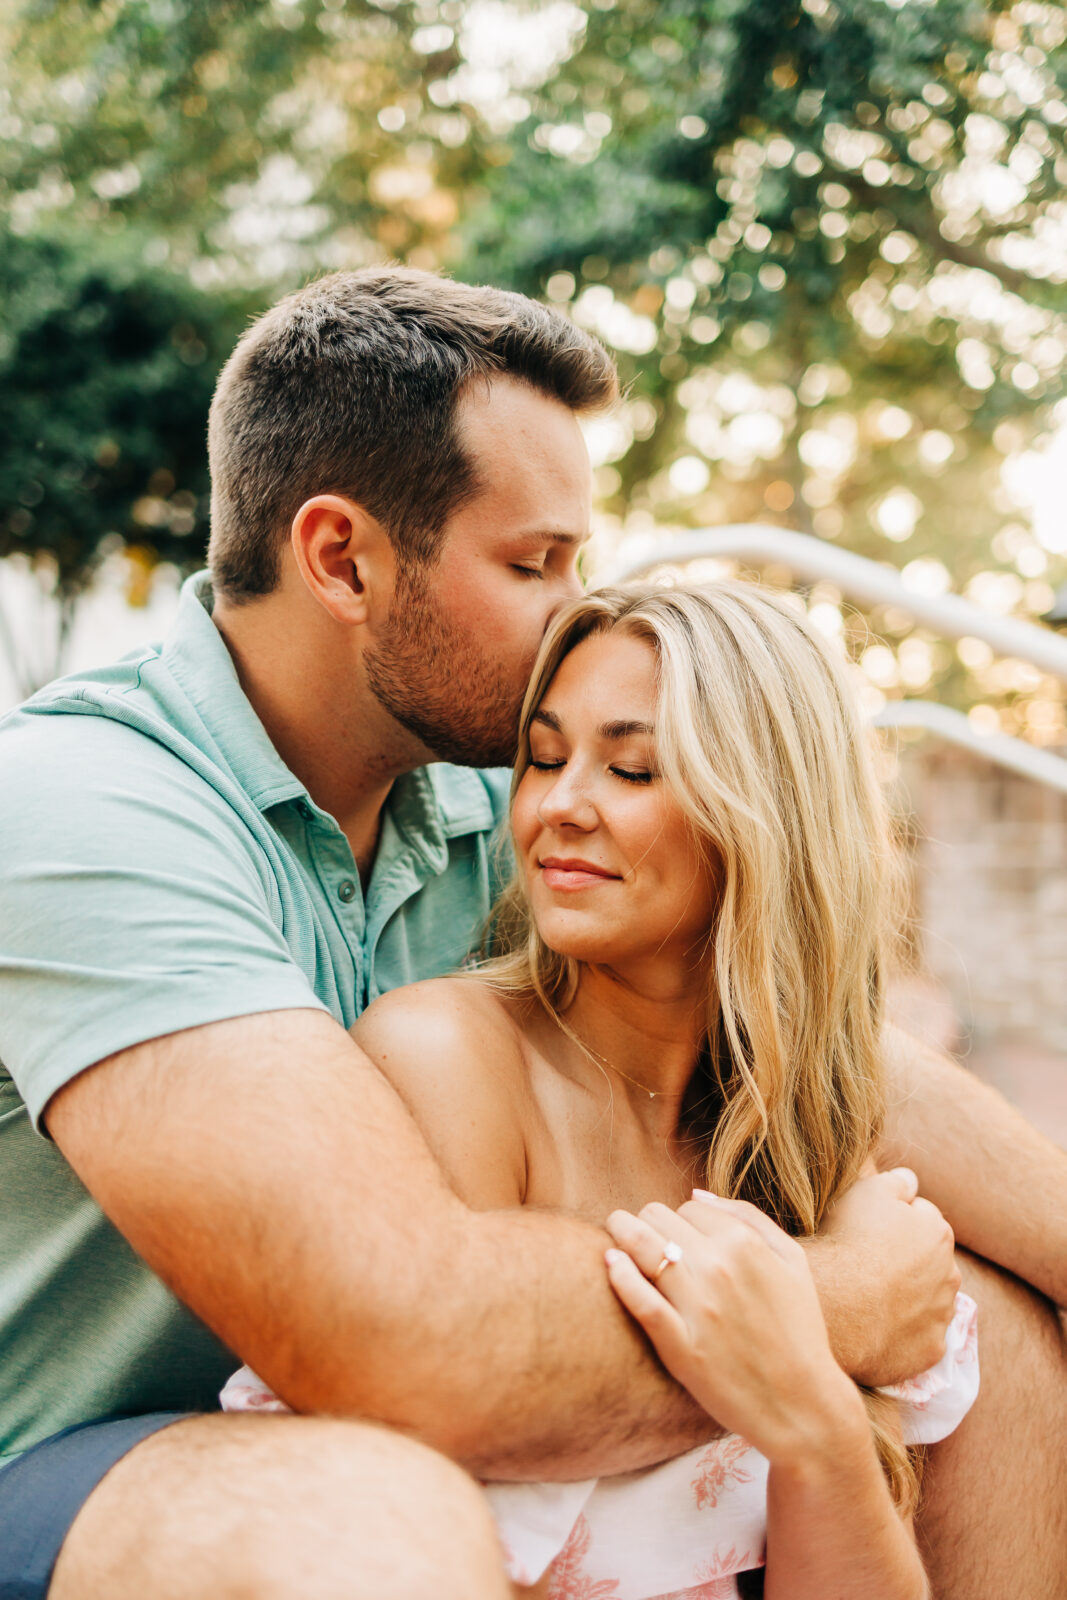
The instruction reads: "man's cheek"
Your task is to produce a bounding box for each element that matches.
[486,617,543,672]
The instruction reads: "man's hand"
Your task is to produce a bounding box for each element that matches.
[803,1167,961,1387]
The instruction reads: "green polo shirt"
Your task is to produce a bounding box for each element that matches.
[0,571,510,1465]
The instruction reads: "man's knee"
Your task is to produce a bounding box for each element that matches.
[918,1251,1067,1600]
[52,1414,510,1600]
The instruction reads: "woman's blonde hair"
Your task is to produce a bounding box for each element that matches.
[482,580,918,1509]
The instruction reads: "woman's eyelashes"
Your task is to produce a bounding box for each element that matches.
[528,756,655,784]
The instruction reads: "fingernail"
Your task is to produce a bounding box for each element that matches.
[605,1248,625,1266]
[692,1188,724,1203]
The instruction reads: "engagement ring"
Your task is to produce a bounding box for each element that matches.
[652,1240,683,1281]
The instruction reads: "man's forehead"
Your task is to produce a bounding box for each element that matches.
[454,375,592,460]
[450,380,593,543]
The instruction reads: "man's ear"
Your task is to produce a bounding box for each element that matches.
[289,494,395,626]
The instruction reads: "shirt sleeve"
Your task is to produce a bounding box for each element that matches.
[0,711,328,1129]
[476,765,513,825]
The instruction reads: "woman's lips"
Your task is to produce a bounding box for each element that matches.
[539,858,619,892]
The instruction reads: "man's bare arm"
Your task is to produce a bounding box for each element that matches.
[356,980,958,1392]
[47,1009,955,1479]
[46,1008,704,1478]
[879,1022,1067,1307]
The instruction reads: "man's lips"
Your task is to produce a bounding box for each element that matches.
[538,857,620,891]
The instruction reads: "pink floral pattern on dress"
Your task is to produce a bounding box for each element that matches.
[219,1368,290,1413]
[882,1292,979,1418]
[653,1546,759,1599]
[691,1436,754,1510]
[498,1537,532,1587]
[223,1295,977,1599]
[547,1515,622,1600]
[891,1365,941,1409]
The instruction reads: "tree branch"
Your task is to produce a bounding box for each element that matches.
[847,174,1041,299]
[0,574,37,703]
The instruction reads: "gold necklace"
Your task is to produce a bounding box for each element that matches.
[552,1008,660,1100]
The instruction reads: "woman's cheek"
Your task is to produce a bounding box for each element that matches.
[510,775,541,860]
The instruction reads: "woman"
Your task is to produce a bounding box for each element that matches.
[225,582,976,1599]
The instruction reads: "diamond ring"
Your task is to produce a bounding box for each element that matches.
[652,1239,684,1281]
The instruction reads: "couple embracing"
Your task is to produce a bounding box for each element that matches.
[0,267,1064,1600]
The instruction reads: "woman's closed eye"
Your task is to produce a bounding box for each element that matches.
[529,756,655,784]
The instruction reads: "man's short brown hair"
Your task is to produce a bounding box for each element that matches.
[207,266,618,601]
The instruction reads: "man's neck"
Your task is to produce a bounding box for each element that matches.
[212,591,424,880]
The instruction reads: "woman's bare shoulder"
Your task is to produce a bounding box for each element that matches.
[355,975,527,1067]
[352,977,532,1207]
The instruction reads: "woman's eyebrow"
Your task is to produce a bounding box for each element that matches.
[599,719,655,740]
[530,710,654,739]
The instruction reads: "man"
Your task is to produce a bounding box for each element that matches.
[0,267,1063,1600]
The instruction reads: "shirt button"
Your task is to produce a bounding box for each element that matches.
[337,879,357,904]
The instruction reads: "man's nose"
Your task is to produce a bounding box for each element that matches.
[559,565,585,601]
[545,566,585,622]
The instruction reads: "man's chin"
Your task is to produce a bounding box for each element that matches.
[367,674,519,769]
[428,730,518,769]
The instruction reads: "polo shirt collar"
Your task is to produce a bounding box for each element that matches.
[163,571,498,847]
[164,571,305,812]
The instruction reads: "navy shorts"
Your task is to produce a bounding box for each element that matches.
[0,1413,189,1600]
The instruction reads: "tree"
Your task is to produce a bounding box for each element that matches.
[0,0,489,692]
[0,0,481,283]
[460,0,1067,740]
[0,226,245,693]
[3,0,1066,735]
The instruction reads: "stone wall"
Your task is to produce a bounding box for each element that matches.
[893,743,1067,1057]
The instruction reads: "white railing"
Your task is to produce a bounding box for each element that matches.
[602,524,1067,792]
[605,525,1067,682]
[873,701,1067,794]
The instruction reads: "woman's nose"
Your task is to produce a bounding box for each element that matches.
[537,767,597,830]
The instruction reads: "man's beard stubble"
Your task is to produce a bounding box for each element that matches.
[364,568,525,769]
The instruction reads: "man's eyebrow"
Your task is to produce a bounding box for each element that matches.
[514,530,589,547]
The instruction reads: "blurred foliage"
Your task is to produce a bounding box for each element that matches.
[0,0,478,276]
[1,0,1066,736]
[461,0,1067,739]
[0,224,246,690]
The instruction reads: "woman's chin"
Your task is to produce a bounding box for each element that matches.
[532,914,629,967]
[545,940,614,965]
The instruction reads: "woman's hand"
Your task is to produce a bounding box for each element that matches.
[605,1192,868,1465]
[608,1193,932,1600]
